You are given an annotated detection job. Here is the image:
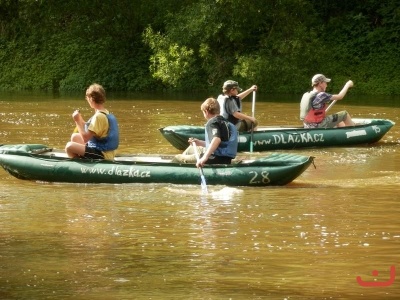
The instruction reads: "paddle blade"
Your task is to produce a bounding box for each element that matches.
[192,141,208,193]
[200,174,208,193]
[250,123,254,153]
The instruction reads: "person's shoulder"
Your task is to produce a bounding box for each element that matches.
[226,95,239,103]
[210,115,222,122]
[208,115,223,125]
[95,109,109,115]
[94,111,109,122]
[315,92,331,102]
[215,116,232,128]
[316,91,330,97]
[215,115,226,122]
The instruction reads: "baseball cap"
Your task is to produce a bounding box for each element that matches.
[223,80,242,91]
[311,74,331,86]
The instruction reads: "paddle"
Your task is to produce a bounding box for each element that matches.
[250,91,256,152]
[192,141,208,193]
[325,100,337,113]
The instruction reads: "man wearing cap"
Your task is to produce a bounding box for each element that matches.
[217,80,258,132]
[300,74,355,128]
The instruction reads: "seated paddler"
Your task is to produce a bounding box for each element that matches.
[174,97,238,165]
[217,80,258,132]
[300,74,355,128]
[65,83,119,160]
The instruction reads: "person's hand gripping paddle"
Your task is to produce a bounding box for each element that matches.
[192,142,208,194]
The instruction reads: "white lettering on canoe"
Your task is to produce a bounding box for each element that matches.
[345,130,367,138]
[249,170,270,184]
[253,139,272,145]
[238,136,250,143]
[254,133,325,146]
[81,166,151,178]
[372,125,381,134]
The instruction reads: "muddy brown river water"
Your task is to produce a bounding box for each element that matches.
[0,92,399,299]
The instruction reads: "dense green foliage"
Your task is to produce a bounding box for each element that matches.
[0,0,399,94]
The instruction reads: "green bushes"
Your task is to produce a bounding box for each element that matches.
[0,0,398,95]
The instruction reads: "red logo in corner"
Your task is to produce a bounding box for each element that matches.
[356,265,396,287]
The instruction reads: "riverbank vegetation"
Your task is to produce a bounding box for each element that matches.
[0,0,399,95]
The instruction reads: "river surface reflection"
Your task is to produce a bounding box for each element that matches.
[0,92,399,299]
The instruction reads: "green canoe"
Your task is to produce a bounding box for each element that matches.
[0,144,314,186]
[159,118,395,152]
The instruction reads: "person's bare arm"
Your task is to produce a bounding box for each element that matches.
[238,85,257,100]
[73,110,94,142]
[331,80,354,101]
[197,137,221,167]
[188,137,206,147]
[232,111,257,124]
